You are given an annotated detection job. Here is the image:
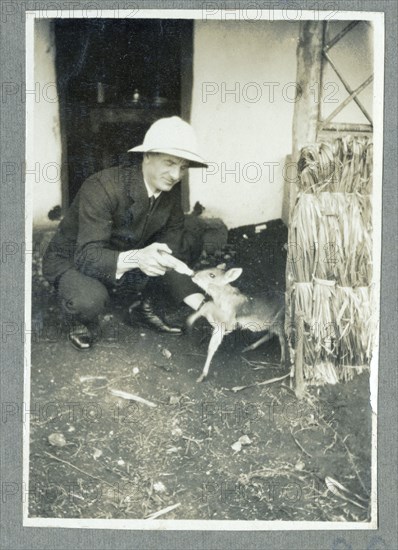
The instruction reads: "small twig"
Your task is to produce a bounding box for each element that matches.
[79,375,108,383]
[145,502,181,520]
[69,492,85,501]
[251,365,279,371]
[69,439,83,459]
[109,388,157,408]
[143,426,156,446]
[291,431,313,458]
[153,363,172,372]
[230,372,290,393]
[318,417,370,497]
[326,476,368,504]
[241,356,255,366]
[43,451,114,487]
[230,384,255,392]
[325,477,367,509]
[324,431,338,453]
[182,436,203,445]
[241,356,280,369]
[257,373,291,386]
[253,360,282,366]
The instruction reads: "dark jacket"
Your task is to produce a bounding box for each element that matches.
[43,162,190,286]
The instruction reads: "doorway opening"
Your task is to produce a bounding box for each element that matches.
[54,19,193,207]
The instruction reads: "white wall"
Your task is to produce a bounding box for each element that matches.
[32,20,373,230]
[31,20,62,227]
[190,21,299,229]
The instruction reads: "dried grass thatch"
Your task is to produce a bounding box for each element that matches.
[287,136,374,386]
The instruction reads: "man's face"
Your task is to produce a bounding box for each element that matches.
[143,153,189,193]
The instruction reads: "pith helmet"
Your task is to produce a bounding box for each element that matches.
[128,116,208,168]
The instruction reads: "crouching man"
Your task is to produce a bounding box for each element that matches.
[43,117,206,350]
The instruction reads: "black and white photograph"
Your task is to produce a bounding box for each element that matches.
[23,7,383,529]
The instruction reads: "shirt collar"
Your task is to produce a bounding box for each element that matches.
[143,178,162,199]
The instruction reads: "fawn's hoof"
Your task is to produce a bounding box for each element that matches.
[196,374,206,383]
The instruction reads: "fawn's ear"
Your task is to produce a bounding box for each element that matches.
[223,267,243,283]
[216,263,226,270]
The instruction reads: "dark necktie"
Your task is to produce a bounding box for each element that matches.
[148,195,156,213]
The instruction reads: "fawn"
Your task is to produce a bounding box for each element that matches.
[187,264,286,382]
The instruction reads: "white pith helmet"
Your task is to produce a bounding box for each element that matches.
[128,116,208,168]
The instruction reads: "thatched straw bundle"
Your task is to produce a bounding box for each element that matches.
[335,285,375,366]
[287,136,374,386]
[297,136,372,194]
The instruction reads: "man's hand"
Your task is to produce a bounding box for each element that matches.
[117,243,174,277]
[137,243,176,276]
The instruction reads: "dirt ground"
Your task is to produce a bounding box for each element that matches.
[28,220,372,522]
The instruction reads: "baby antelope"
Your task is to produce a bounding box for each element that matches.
[187,264,285,382]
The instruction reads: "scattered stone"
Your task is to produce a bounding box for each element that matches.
[161,348,172,359]
[93,448,103,460]
[231,441,242,452]
[231,435,252,452]
[166,446,179,454]
[153,481,166,493]
[48,433,66,447]
[238,435,252,446]
[169,395,180,405]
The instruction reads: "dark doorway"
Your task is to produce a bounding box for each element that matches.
[54,19,193,207]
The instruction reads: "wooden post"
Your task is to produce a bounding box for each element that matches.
[288,22,324,217]
[294,316,305,400]
[292,22,324,158]
[285,22,324,398]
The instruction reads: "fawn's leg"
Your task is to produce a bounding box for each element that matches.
[244,330,286,365]
[278,332,286,364]
[187,301,214,329]
[242,331,272,352]
[186,309,203,328]
[197,328,225,382]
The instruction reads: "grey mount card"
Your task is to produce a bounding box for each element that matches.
[1,2,397,549]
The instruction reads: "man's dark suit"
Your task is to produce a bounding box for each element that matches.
[43,160,199,324]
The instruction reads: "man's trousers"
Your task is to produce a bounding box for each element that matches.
[44,259,199,326]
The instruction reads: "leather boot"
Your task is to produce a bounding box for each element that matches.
[68,322,100,351]
[129,297,182,334]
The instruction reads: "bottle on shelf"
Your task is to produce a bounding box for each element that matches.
[97,82,105,104]
[132,88,140,103]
